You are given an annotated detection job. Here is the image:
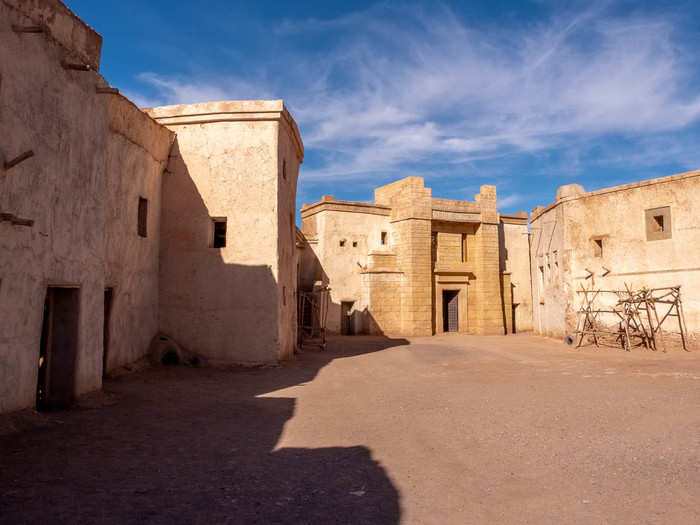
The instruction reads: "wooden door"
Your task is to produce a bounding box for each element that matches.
[443,290,459,332]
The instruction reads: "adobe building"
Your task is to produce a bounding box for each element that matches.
[0,0,302,414]
[146,101,303,364]
[300,177,532,337]
[530,170,700,342]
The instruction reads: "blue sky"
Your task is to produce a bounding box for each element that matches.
[67,0,700,216]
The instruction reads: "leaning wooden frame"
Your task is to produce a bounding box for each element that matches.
[574,285,689,352]
[297,286,330,351]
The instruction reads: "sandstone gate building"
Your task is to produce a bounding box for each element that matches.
[299,177,532,337]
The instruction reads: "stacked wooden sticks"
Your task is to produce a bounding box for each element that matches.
[575,285,689,351]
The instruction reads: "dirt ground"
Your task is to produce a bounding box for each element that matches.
[1,334,699,524]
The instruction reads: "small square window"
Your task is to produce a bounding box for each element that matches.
[339,239,345,247]
[592,238,603,257]
[137,197,148,237]
[381,231,387,245]
[352,241,357,247]
[645,206,671,241]
[212,218,227,248]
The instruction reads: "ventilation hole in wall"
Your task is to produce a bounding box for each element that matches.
[161,351,180,366]
[593,239,603,257]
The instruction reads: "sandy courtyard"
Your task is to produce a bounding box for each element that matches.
[1,334,699,524]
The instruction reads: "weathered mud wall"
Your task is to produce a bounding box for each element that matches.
[149,101,303,364]
[500,216,533,332]
[277,115,303,359]
[531,172,700,343]
[0,0,172,413]
[104,95,173,371]
[0,0,108,412]
[301,200,392,334]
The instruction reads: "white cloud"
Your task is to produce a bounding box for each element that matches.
[498,194,524,210]
[127,2,700,181]
[131,73,273,108]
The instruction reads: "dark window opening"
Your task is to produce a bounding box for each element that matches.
[212,219,227,248]
[282,159,287,180]
[593,239,603,257]
[461,233,467,262]
[352,241,358,247]
[381,231,387,245]
[339,239,346,247]
[137,197,148,237]
[103,288,113,377]
[653,215,664,232]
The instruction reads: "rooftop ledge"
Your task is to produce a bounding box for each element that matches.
[144,100,304,161]
[300,198,391,217]
[530,169,700,222]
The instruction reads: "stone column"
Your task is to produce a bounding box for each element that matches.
[473,185,505,334]
[384,179,433,336]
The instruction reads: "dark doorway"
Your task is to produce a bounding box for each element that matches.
[341,301,354,335]
[103,288,113,377]
[442,290,459,332]
[37,287,80,411]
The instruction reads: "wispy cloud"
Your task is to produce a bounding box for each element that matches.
[498,194,524,210]
[127,1,700,183]
[130,73,273,108]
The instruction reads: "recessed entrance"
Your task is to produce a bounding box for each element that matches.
[37,287,80,411]
[341,301,355,335]
[442,290,459,332]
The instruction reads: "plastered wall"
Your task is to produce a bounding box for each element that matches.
[276,116,303,359]
[149,101,303,364]
[301,200,392,334]
[0,0,172,413]
[500,216,533,332]
[104,95,173,371]
[531,171,700,341]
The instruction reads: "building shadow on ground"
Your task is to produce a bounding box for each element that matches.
[0,336,408,524]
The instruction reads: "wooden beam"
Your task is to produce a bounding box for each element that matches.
[61,61,91,71]
[11,25,43,33]
[11,217,34,227]
[96,86,119,94]
[3,150,34,170]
